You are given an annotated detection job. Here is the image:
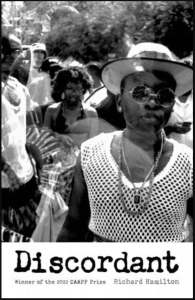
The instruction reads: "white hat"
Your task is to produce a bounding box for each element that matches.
[31,43,47,53]
[101,42,193,97]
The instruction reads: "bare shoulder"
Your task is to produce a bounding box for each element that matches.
[168,138,193,154]
[164,138,193,168]
[46,102,61,112]
[82,103,98,117]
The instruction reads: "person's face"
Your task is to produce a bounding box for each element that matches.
[33,50,45,67]
[117,71,176,133]
[64,81,84,105]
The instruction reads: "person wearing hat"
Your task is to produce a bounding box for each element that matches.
[57,42,193,243]
[31,43,47,69]
[27,56,62,107]
[26,43,47,88]
[38,56,62,81]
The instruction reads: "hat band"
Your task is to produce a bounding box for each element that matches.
[133,51,172,61]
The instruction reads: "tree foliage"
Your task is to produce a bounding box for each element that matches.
[4,1,193,61]
[45,1,137,64]
[142,1,193,58]
[45,1,193,62]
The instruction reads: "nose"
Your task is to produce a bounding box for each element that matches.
[144,92,160,110]
[70,89,78,94]
[74,89,83,94]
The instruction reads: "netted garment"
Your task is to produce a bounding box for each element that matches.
[81,132,193,242]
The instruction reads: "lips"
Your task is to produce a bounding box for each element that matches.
[141,113,162,123]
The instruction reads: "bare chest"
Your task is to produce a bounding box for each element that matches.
[111,135,173,183]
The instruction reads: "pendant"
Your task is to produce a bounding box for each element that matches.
[134,192,141,204]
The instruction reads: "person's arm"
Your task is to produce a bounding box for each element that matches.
[85,107,99,139]
[56,154,91,242]
[88,111,99,139]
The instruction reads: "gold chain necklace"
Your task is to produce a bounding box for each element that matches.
[118,130,165,216]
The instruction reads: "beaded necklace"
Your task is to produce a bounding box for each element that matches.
[118,130,165,216]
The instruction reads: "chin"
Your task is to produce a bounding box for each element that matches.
[66,100,80,108]
[139,123,163,134]
[68,99,79,105]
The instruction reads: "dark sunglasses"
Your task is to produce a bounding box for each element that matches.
[122,85,175,107]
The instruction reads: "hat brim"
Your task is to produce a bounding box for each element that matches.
[101,58,193,97]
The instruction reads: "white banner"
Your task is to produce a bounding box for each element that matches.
[1,243,193,298]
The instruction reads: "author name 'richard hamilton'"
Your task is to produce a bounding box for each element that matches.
[114,279,179,285]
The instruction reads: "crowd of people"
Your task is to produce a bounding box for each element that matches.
[1,32,193,243]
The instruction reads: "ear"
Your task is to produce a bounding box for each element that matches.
[116,93,122,113]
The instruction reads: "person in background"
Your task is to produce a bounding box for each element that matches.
[2,34,37,123]
[84,62,126,134]
[2,34,42,127]
[32,43,47,69]
[43,66,99,148]
[39,57,63,83]
[1,39,66,241]
[165,89,193,149]
[26,43,47,88]
[165,61,193,149]
[27,56,62,107]
[1,93,43,240]
[84,61,103,103]
[1,34,22,82]
[164,60,193,242]
[25,43,48,125]
[57,42,193,243]
[1,34,43,188]
[85,61,102,91]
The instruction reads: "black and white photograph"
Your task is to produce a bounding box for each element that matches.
[1,1,193,298]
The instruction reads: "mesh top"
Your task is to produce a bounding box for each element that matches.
[81,132,193,242]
